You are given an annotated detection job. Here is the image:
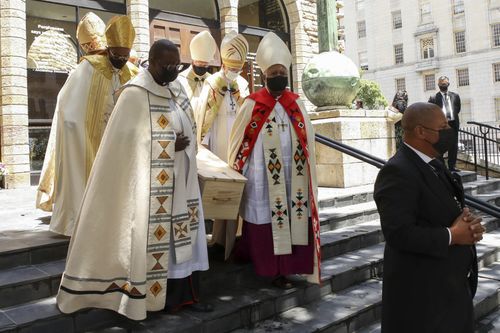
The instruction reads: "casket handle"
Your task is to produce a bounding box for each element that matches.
[212,197,232,202]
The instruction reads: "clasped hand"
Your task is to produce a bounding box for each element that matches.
[450,208,485,245]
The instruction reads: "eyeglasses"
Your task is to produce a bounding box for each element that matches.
[162,64,188,72]
[108,49,129,62]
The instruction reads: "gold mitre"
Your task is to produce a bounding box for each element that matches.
[221,31,248,69]
[77,12,107,54]
[105,15,135,49]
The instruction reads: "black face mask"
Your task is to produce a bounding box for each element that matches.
[109,58,128,70]
[426,127,455,155]
[161,68,179,85]
[193,65,209,76]
[438,84,449,92]
[266,75,288,92]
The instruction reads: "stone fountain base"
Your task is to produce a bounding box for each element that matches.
[311,107,396,188]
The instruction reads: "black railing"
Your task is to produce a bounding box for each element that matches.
[315,133,500,219]
[459,121,500,180]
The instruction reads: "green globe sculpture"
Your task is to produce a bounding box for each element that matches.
[302,0,360,108]
[302,51,360,107]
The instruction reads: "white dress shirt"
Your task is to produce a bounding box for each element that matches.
[439,91,454,121]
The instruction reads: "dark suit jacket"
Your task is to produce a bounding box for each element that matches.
[429,91,461,128]
[374,144,477,333]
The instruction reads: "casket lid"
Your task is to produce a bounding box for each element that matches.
[197,146,247,183]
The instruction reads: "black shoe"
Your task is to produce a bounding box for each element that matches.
[187,302,214,312]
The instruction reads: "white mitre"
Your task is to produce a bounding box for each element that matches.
[220,31,248,69]
[190,31,217,62]
[256,32,292,73]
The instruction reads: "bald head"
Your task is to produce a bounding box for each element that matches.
[402,102,444,134]
[149,39,178,62]
[401,102,450,158]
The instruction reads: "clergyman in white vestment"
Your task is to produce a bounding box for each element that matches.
[195,31,250,259]
[57,39,211,321]
[178,30,217,113]
[36,15,138,236]
[228,32,321,289]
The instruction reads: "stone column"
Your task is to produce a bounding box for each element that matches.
[283,0,318,107]
[218,0,238,36]
[127,0,150,59]
[0,0,30,188]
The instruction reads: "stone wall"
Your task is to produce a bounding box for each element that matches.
[0,0,30,188]
[127,0,150,59]
[218,0,239,36]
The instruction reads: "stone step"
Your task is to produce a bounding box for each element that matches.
[464,178,500,196]
[320,201,379,232]
[460,171,479,183]
[235,265,500,333]
[0,260,64,309]
[318,185,374,209]
[0,220,383,309]
[475,306,500,333]
[2,221,498,312]
[0,230,68,270]
[2,235,499,333]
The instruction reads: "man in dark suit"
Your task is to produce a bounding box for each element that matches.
[428,76,461,171]
[374,102,485,333]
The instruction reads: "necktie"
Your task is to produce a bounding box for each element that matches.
[429,159,455,194]
[443,93,452,120]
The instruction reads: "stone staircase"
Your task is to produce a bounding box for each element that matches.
[0,172,499,333]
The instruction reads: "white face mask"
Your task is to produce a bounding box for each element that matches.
[224,70,240,81]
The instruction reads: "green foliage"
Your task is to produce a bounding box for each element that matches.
[355,79,389,109]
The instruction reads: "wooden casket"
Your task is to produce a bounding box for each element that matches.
[197,146,247,220]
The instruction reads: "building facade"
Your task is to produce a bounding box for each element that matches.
[343,0,500,123]
[0,0,325,188]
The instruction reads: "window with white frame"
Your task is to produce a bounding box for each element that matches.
[492,23,500,47]
[357,21,366,38]
[455,31,466,53]
[395,77,406,91]
[359,51,368,70]
[394,44,404,64]
[457,68,470,86]
[453,0,465,14]
[420,2,432,23]
[494,63,500,82]
[424,74,435,91]
[421,38,435,59]
[392,11,402,29]
[460,99,472,123]
[496,98,500,121]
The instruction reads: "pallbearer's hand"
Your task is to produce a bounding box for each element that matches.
[175,134,190,151]
[450,208,484,245]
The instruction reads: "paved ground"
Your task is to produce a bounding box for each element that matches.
[0,186,50,232]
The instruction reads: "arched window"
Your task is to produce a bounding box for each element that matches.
[238,0,290,92]
[421,37,435,59]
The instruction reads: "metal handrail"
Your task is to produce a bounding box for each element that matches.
[459,122,500,180]
[467,121,500,132]
[315,134,500,219]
